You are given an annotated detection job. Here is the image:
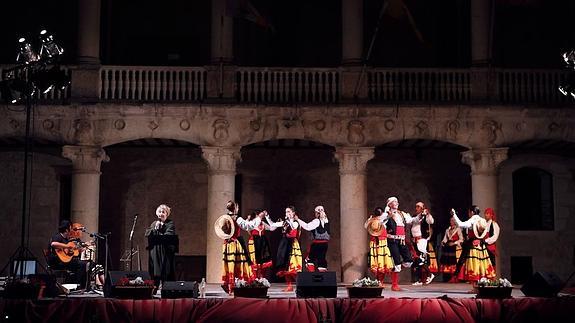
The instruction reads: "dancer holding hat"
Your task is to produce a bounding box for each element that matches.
[216,200,261,295]
[364,206,394,287]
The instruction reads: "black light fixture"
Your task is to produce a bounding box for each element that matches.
[0,79,28,104]
[0,29,69,104]
[0,29,68,280]
[16,37,40,64]
[559,49,575,99]
[32,65,70,94]
[39,29,64,61]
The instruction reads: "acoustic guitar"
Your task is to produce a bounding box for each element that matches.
[55,241,87,263]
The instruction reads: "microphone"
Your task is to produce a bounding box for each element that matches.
[130,214,138,241]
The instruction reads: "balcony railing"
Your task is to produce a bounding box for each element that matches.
[100,66,207,101]
[0,64,71,102]
[368,68,471,103]
[497,69,570,104]
[235,67,340,104]
[1,64,572,106]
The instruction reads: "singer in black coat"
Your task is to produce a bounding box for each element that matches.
[145,204,177,285]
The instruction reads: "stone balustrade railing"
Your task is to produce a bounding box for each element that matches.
[1,64,572,106]
[497,69,570,104]
[100,66,207,101]
[368,68,471,103]
[235,67,340,104]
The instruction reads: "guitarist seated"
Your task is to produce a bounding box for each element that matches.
[48,220,89,290]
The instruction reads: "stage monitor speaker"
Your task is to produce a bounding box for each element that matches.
[521,271,564,297]
[104,270,152,298]
[162,281,199,298]
[296,271,337,298]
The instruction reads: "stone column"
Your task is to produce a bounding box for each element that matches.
[201,146,241,283]
[211,0,234,64]
[341,0,363,65]
[71,0,102,102]
[461,147,508,276]
[461,148,508,210]
[77,0,101,65]
[334,147,374,282]
[471,0,492,66]
[62,146,109,234]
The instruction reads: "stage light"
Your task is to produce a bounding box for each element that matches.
[562,50,575,67]
[16,38,39,64]
[32,65,70,94]
[39,29,64,61]
[559,84,575,98]
[0,79,28,104]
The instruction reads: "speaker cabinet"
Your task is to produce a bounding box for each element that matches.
[162,281,199,298]
[296,271,337,298]
[104,271,153,298]
[521,271,563,297]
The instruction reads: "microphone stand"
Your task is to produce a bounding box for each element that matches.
[88,230,109,283]
[129,215,138,271]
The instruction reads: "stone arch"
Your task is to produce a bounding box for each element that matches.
[368,138,472,245]
[99,137,207,273]
[102,135,202,148]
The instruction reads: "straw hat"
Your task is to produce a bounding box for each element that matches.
[366,218,384,237]
[214,214,235,240]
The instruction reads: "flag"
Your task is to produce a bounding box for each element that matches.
[384,0,425,43]
[226,0,275,32]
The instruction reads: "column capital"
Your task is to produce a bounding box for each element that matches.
[201,146,241,175]
[461,148,508,175]
[334,147,374,175]
[62,145,109,173]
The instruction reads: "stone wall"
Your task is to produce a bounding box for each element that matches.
[499,153,575,281]
[0,150,69,274]
[100,147,208,272]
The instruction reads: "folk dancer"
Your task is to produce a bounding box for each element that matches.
[268,206,303,292]
[451,208,496,283]
[220,201,261,295]
[380,197,415,291]
[439,217,464,279]
[483,208,500,271]
[296,205,330,272]
[364,207,395,287]
[246,209,273,278]
[409,202,436,285]
[450,205,478,282]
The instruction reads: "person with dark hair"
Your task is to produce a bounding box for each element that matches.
[48,220,89,290]
[219,200,260,294]
[409,201,436,286]
[364,206,394,287]
[268,206,302,292]
[246,209,273,278]
[483,208,500,270]
[449,205,479,283]
[145,204,177,287]
[451,207,495,283]
[296,205,330,272]
[439,217,464,279]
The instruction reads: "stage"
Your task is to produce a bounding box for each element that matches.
[1,283,573,322]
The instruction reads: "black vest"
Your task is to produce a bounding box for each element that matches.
[385,211,406,235]
[311,221,330,240]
